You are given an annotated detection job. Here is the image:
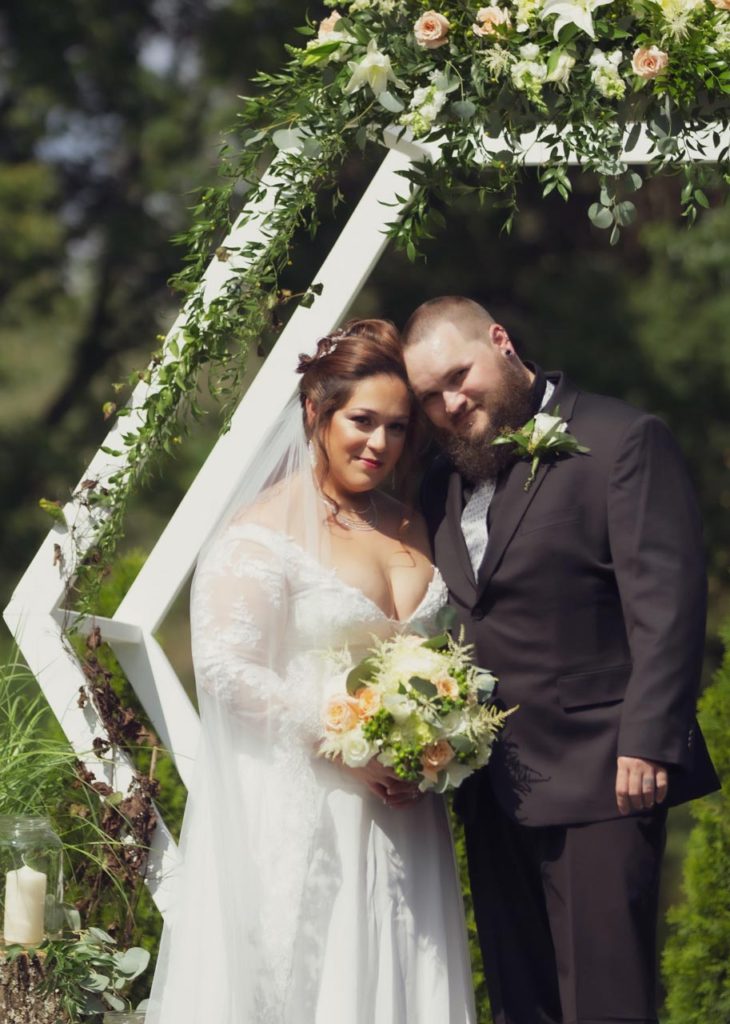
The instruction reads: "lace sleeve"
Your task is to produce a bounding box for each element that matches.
[190,525,288,717]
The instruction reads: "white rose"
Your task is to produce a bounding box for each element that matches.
[382,692,418,723]
[340,728,375,768]
[519,42,541,59]
[545,52,576,88]
[384,644,446,683]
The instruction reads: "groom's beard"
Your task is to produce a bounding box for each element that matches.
[436,360,535,483]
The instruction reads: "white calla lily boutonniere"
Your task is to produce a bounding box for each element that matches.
[491,407,590,491]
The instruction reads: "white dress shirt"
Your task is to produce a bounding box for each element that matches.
[461,379,555,578]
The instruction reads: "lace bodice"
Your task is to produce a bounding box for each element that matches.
[191,522,448,734]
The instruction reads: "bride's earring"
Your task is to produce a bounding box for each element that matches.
[308,439,317,468]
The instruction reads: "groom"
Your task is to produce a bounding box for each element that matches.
[401,296,720,1024]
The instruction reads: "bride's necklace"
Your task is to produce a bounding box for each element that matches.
[320,491,378,532]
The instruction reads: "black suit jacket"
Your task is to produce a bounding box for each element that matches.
[423,372,720,826]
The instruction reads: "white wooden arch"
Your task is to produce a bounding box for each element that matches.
[4,122,728,919]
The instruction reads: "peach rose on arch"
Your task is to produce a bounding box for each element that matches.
[631,45,669,79]
[318,11,342,37]
[473,6,512,36]
[711,0,730,9]
[323,694,361,734]
[414,11,451,49]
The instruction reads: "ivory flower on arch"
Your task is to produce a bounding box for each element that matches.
[344,39,399,96]
[540,0,613,40]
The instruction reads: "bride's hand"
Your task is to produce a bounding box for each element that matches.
[343,758,423,809]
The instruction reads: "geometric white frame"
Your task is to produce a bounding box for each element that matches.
[4,119,728,920]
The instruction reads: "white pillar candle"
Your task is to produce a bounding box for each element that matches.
[3,864,47,945]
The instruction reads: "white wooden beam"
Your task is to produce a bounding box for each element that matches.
[114,144,416,633]
[384,121,730,165]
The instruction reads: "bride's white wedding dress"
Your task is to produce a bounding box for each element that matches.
[147,520,476,1024]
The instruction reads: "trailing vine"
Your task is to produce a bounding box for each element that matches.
[33,4,729,908]
[44,0,728,609]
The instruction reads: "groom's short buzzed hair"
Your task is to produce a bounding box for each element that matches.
[401,296,495,349]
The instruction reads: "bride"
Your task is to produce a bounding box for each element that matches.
[146,319,476,1023]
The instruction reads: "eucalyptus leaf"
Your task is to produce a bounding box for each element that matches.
[408,676,438,698]
[475,673,497,701]
[104,991,127,1011]
[451,99,476,121]
[422,632,449,651]
[346,657,377,695]
[450,734,477,755]
[81,971,110,992]
[114,946,150,977]
[588,204,613,230]
[87,927,116,946]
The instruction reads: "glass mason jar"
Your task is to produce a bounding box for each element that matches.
[0,815,64,948]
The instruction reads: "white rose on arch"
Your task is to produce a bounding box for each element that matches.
[545,51,576,89]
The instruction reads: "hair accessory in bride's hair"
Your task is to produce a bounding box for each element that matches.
[296,328,350,375]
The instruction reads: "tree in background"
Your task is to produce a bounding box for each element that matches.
[0,0,304,605]
[662,624,730,1023]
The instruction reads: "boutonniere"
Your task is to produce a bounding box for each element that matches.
[491,408,590,491]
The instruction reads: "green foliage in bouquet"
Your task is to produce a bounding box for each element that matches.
[662,623,730,1023]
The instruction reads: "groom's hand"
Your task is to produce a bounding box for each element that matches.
[615,756,669,815]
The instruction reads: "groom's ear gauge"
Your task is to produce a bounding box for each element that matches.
[488,322,513,353]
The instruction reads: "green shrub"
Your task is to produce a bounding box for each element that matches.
[662,626,730,1024]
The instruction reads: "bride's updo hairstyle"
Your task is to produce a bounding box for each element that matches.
[297,318,417,490]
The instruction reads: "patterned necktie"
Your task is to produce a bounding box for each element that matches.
[460,379,555,578]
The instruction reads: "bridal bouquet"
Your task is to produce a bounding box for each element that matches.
[320,615,513,793]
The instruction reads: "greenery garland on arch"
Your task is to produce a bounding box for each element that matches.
[58,0,730,605]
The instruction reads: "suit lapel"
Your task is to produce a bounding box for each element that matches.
[434,469,478,607]
[475,373,579,598]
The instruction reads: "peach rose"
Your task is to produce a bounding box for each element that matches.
[473,6,511,36]
[318,10,342,38]
[711,0,730,8]
[414,11,451,49]
[631,46,669,79]
[323,694,361,734]
[435,675,460,699]
[421,740,455,779]
[356,686,382,718]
